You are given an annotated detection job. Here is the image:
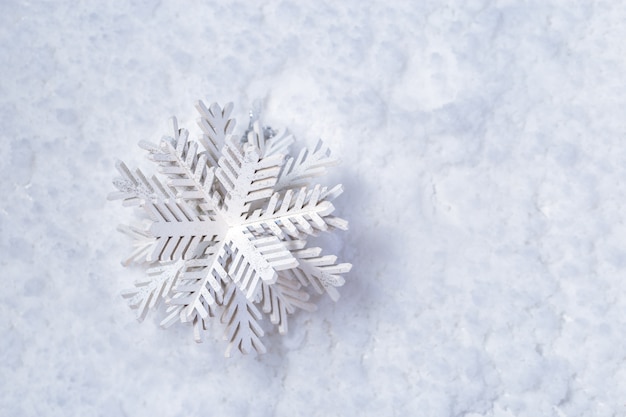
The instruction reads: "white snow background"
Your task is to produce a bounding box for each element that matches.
[1,1,626,416]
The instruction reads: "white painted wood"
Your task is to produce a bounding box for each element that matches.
[110,101,352,357]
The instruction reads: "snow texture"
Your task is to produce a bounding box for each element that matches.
[2,0,626,416]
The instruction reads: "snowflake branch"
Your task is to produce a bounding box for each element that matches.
[276,139,339,190]
[286,245,352,302]
[216,136,284,221]
[265,129,294,157]
[221,282,266,357]
[167,241,229,325]
[116,224,155,266]
[121,260,184,321]
[108,160,158,206]
[144,191,222,261]
[226,229,298,299]
[245,184,348,239]
[196,101,235,167]
[261,274,315,334]
[139,118,218,216]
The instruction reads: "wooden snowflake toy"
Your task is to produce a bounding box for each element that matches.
[109,101,351,356]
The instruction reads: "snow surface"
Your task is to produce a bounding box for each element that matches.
[2,0,626,416]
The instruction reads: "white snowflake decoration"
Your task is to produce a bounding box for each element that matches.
[109,101,351,356]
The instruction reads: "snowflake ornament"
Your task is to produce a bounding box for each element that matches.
[109,101,351,356]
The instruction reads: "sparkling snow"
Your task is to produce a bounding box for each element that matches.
[2,1,626,416]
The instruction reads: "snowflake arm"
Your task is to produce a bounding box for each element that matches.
[139,118,218,215]
[261,274,315,335]
[168,241,228,323]
[226,230,298,298]
[221,282,266,357]
[110,161,220,262]
[286,246,352,302]
[144,196,220,262]
[121,260,184,321]
[108,160,158,206]
[196,101,235,168]
[245,184,348,239]
[276,139,338,190]
[216,135,284,221]
[264,129,295,157]
[115,224,154,266]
